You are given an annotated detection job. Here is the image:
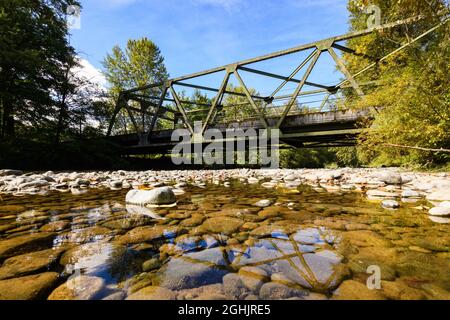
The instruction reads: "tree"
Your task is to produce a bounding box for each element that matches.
[0,0,81,139]
[102,38,169,134]
[344,0,450,168]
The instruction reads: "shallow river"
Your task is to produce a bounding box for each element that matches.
[0,181,449,300]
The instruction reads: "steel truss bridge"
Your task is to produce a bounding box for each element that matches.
[106,15,448,154]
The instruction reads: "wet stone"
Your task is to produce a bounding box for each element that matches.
[0,272,59,300]
[48,276,106,300]
[332,280,386,300]
[157,248,230,290]
[0,232,55,259]
[126,286,177,300]
[0,248,65,280]
[201,217,244,235]
[259,282,309,300]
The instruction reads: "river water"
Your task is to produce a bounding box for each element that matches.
[0,181,449,300]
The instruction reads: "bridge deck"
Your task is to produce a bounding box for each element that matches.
[108,109,370,154]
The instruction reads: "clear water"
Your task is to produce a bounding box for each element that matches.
[0,181,449,300]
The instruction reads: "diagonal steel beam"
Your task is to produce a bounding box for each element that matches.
[269,50,318,99]
[148,86,168,139]
[233,69,269,129]
[328,47,364,97]
[169,85,194,134]
[174,81,266,101]
[319,93,331,111]
[238,66,333,91]
[276,50,321,129]
[331,43,376,61]
[107,93,127,136]
[202,71,231,133]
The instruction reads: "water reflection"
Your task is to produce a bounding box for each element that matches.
[0,182,449,300]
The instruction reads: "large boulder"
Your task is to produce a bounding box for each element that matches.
[125,187,176,206]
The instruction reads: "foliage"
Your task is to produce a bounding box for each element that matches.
[344,0,450,168]
[102,38,169,134]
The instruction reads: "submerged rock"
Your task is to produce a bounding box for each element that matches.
[0,272,59,300]
[126,286,177,300]
[117,225,180,244]
[48,275,105,300]
[125,187,176,206]
[0,232,55,259]
[0,248,64,280]
[201,217,244,235]
[259,282,309,300]
[332,280,386,300]
[157,248,230,290]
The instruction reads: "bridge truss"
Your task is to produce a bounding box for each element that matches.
[107,15,448,151]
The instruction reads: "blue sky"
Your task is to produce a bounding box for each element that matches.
[71,0,352,103]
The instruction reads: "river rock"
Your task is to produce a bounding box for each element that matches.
[125,187,176,205]
[259,282,309,300]
[157,248,230,290]
[275,250,349,292]
[0,248,64,280]
[201,217,244,235]
[0,232,55,259]
[59,242,129,277]
[366,190,397,200]
[40,220,70,232]
[0,272,59,300]
[378,172,402,185]
[57,226,112,244]
[401,189,421,198]
[142,258,162,272]
[381,200,400,209]
[48,275,106,300]
[222,273,251,300]
[332,280,386,300]
[126,286,177,300]
[238,266,269,293]
[117,225,180,244]
[253,200,273,208]
[426,188,450,202]
[429,206,450,216]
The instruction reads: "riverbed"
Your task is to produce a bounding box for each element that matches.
[0,168,449,300]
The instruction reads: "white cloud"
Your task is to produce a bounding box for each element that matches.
[72,58,107,90]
